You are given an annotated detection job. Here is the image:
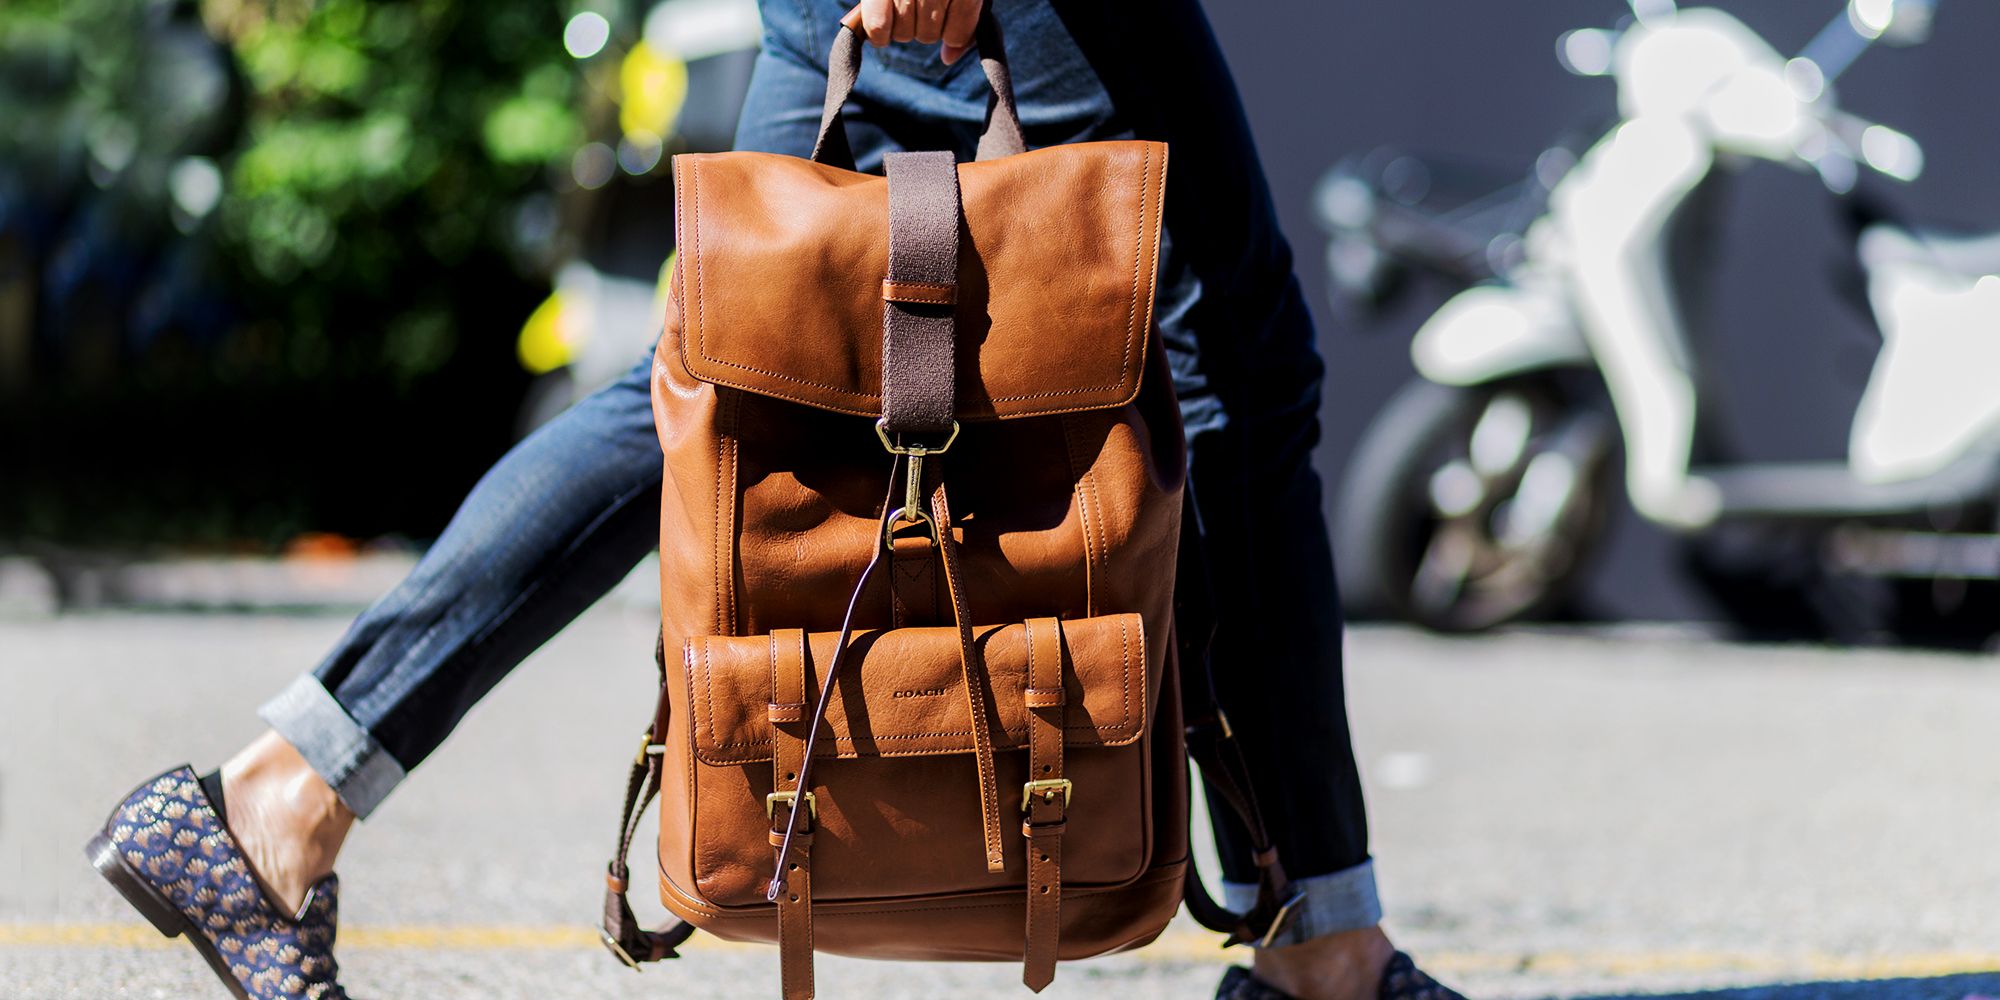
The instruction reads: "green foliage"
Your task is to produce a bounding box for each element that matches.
[213,0,579,372]
[5,0,582,379]
[0,0,589,545]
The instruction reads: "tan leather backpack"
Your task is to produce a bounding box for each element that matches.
[599,13,1300,998]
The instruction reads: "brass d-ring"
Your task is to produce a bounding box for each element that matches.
[883,506,934,548]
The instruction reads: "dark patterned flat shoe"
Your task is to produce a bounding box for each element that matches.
[85,765,348,1000]
[1217,951,1469,1000]
[1375,952,1468,1000]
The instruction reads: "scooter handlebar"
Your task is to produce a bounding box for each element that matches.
[1801,0,1937,85]
[1821,109,1925,182]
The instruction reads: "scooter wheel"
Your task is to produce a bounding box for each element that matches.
[1335,375,1613,633]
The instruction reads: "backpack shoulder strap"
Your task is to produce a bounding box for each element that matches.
[1176,486,1307,947]
[599,633,695,968]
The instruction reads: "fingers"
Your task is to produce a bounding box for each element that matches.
[858,0,893,47]
[851,0,980,62]
[911,0,950,44]
[938,0,981,64]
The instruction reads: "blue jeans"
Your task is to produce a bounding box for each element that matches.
[262,0,1379,944]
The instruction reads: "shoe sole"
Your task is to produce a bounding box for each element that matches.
[86,831,254,1000]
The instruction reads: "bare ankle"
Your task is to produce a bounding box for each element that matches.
[1251,926,1395,1000]
[220,730,356,914]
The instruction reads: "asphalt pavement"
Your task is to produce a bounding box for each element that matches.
[4,608,1999,999]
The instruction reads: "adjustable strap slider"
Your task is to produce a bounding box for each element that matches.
[599,928,643,971]
[1257,889,1309,949]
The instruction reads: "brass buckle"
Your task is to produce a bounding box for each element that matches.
[875,418,960,456]
[1020,778,1073,813]
[766,789,818,820]
[599,927,642,972]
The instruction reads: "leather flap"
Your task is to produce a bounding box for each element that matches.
[688,613,1146,766]
[669,141,1168,421]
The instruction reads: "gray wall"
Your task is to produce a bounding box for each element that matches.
[1202,0,2000,619]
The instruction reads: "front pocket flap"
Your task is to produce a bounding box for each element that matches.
[688,613,1146,766]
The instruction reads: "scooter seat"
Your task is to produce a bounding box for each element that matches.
[1859,224,2000,278]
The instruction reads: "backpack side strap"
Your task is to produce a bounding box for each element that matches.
[600,725,695,968]
[1175,486,1306,948]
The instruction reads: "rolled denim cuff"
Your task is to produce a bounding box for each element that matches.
[258,675,406,821]
[1224,858,1382,948]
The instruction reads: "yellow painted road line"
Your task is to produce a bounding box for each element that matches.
[3,924,1998,982]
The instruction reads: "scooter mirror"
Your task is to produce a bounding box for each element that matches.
[1556,28,1617,77]
[1847,0,1935,46]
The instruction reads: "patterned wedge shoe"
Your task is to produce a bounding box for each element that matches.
[85,765,349,1000]
[1217,951,1469,1000]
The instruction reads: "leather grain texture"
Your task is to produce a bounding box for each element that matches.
[687,615,1148,765]
[671,141,1168,422]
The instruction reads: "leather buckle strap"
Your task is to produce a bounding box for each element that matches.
[932,481,1008,874]
[769,627,816,1000]
[1021,616,1067,992]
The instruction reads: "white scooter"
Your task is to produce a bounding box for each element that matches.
[1329,0,2000,636]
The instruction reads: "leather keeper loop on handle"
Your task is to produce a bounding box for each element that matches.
[882,279,957,306]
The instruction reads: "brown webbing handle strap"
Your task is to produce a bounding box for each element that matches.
[879,151,962,437]
[811,9,1026,168]
[970,18,1028,163]
[1174,485,1304,948]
